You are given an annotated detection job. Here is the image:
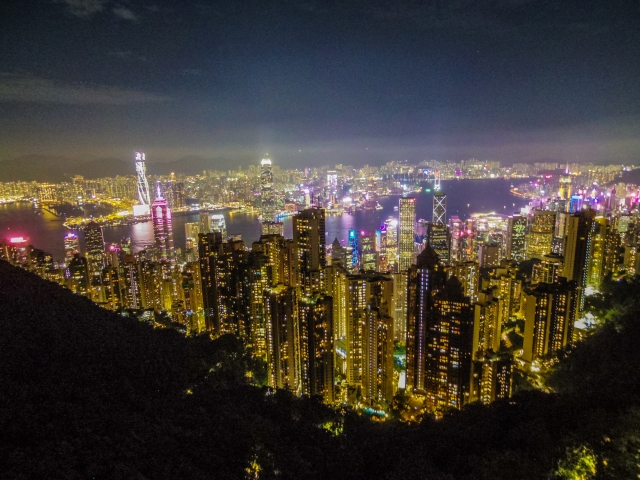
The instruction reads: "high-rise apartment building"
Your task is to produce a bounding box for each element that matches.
[293,207,326,294]
[264,284,298,391]
[526,210,556,259]
[298,294,334,402]
[84,221,105,270]
[67,254,90,297]
[562,210,595,321]
[406,245,474,412]
[523,279,575,363]
[506,215,526,261]
[345,272,395,406]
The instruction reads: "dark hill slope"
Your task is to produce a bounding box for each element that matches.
[0,261,338,479]
[3,261,640,479]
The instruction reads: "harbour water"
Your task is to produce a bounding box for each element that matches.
[0,179,530,261]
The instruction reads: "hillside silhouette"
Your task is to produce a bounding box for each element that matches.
[2,261,640,479]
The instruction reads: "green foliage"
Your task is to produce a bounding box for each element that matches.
[555,446,597,480]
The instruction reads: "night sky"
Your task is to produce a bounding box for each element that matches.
[1,0,639,167]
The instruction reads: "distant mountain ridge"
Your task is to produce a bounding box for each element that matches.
[0,155,247,182]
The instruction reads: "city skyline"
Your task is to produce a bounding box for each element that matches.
[1,1,640,167]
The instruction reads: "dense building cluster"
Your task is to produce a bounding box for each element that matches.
[2,156,639,417]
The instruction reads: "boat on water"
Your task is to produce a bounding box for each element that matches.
[393,206,399,211]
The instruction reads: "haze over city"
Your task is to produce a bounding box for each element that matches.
[2,0,640,167]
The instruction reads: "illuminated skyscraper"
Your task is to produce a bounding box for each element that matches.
[298,294,334,402]
[562,210,596,320]
[151,184,174,261]
[345,272,394,406]
[471,353,513,405]
[293,207,326,294]
[134,151,151,206]
[526,210,556,259]
[261,221,284,236]
[84,221,105,270]
[360,231,377,271]
[506,215,527,262]
[523,279,575,363]
[532,253,564,285]
[264,284,298,391]
[64,232,80,265]
[199,231,224,334]
[210,214,227,240]
[67,254,90,297]
[406,245,474,412]
[199,212,211,234]
[588,217,607,287]
[398,197,416,271]
[433,191,446,224]
[260,158,277,223]
[380,218,398,273]
[347,229,358,273]
[427,223,451,265]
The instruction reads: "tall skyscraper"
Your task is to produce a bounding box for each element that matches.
[427,223,451,265]
[210,214,227,240]
[199,231,224,334]
[264,284,298,391]
[298,294,334,402]
[64,232,80,265]
[562,210,596,321]
[199,212,211,234]
[344,272,395,406]
[360,231,377,271]
[134,151,151,216]
[185,222,200,241]
[506,215,526,261]
[398,197,416,271]
[66,254,90,297]
[523,279,575,363]
[380,218,398,273]
[406,245,474,412]
[588,217,607,287]
[293,207,326,294]
[151,184,174,261]
[84,221,105,270]
[260,158,277,223]
[433,191,446,224]
[261,221,284,236]
[347,229,359,272]
[526,210,556,259]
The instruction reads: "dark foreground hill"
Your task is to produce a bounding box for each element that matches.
[2,261,640,479]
